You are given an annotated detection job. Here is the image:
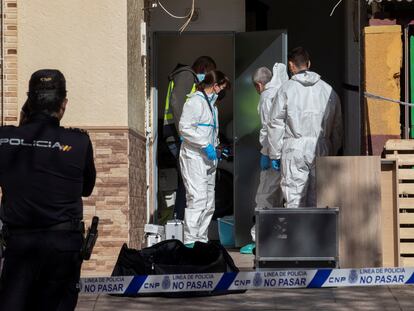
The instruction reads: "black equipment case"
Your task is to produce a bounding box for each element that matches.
[255,207,339,269]
[111,239,243,297]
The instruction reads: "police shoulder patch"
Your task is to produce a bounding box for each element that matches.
[67,127,89,136]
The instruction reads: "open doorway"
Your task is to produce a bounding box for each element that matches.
[153,32,235,240]
[149,0,350,247]
[152,30,286,246]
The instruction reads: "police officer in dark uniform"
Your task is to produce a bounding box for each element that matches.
[0,69,96,311]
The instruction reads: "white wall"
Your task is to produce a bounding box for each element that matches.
[149,0,245,32]
[18,0,128,128]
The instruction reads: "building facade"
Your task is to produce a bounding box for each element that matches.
[0,0,148,276]
[1,0,413,275]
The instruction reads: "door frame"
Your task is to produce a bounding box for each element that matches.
[233,30,288,246]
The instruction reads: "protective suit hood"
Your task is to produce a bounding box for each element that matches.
[269,63,289,88]
[291,71,320,86]
[260,63,289,107]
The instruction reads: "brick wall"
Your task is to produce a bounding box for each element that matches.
[0,0,18,125]
[128,130,146,249]
[81,128,146,276]
[0,0,18,124]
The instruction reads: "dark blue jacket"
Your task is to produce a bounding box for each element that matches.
[0,113,96,228]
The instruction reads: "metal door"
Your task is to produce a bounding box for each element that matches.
[234,30,287,246]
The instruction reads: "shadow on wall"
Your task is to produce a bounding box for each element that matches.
[316,156,382,268]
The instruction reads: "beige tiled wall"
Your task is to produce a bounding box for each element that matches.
[82,129,146,277]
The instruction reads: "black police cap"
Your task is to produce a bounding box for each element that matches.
[28,69,66,94]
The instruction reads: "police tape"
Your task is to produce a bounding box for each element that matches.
[79,266,414,295]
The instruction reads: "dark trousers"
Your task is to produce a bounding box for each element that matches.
[175,166,186,220]
[0,230,83,311]
[167,141,187,220]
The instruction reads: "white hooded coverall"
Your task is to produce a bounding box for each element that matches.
[179,91,219,244]
[255,63,289,208]
[267,71,343,208]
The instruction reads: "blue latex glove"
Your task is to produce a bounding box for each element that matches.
[260,154,270,171]
[271,159,280,171]
[202,144,217,161]
[260,155,271,170]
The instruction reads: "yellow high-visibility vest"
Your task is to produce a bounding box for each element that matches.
[163,81,197,127]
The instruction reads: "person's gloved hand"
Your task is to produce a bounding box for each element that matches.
[260,155,271,170]
[217,147,230,160]
[202,144,217,161]
[271,159,280,171]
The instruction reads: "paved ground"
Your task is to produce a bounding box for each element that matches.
[77,286,414,311]
[76,251,414,311]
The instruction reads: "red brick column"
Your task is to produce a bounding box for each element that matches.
[0,0,18,125]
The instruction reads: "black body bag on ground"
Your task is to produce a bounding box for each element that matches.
[111,239,245,298]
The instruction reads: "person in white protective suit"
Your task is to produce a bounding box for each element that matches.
[253,63,289,209]
[267,47,343,208]
[244,63,289,247]
[179,70,230,246]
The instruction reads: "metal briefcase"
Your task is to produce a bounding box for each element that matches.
[255,207,339,269]
[165,219,184,242]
